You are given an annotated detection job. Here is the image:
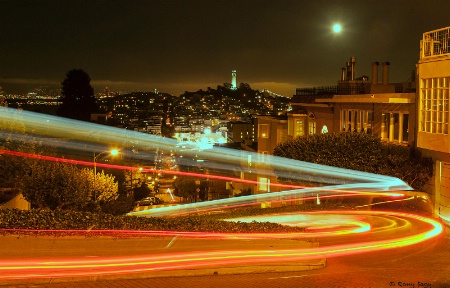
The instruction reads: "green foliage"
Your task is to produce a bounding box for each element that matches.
[173,176,197,202]
[0,196,431,235]
[0,209,305,234]
[82,169,119,203]
[273,133,433,191]
[0,108,37,190]
[20,160,119,211]
[100,193,135,216]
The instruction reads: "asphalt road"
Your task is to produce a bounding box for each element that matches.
[0,210,448,288]
[3,235,449,288]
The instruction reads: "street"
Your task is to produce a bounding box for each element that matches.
[2,235,449,288]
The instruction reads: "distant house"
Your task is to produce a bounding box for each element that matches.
[227,121,254,144]
[0,190,30,210]
[249,57,416,196]
[289,57,416,146]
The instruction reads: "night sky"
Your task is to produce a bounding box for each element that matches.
[1,0,449,97]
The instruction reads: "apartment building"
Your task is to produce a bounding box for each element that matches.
[416,26,450,225]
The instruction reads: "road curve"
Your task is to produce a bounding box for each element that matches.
[0,210,442,282]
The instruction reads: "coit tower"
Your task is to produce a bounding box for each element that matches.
[231,70,237,90]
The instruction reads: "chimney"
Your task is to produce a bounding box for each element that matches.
[382,62,390,85]
[346,61,352,81]
[346,57,356,81]
[371,62,379,85]
[350,57,356,80]
[341,68,346,81]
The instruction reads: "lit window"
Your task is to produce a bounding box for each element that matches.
[259,124,269,138]
[420,77,449,135]
[258,177,270,192]
[295,120,304,137]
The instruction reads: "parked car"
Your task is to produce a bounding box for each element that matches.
[138,196,164,206]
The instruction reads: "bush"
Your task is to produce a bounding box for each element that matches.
[0,208,305,234]
[273,133,433,191]
[100,194,135,215]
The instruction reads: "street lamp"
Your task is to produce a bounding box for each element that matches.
[93,149,119,201]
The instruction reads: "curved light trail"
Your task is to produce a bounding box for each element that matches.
[0,107,411,190]
[0,211,442,280]
[0,107,444,281]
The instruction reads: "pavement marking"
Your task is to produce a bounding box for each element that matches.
[165,236,178,248]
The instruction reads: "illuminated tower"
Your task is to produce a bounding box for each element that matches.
[231,70,237,90]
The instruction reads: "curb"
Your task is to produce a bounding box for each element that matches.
[0,258,327,286]
[132,203,179,211]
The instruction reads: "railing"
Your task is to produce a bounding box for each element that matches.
[295,85,366,96]
[421,26,450,59]
[295,83,408,99]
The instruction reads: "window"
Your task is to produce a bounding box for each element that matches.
[402,114,409,142]
[258,124,269,138]
[258,177,270,192]
[420,77,449,135]
[381,111,409,143]
[295,120,304,137]
[341,110,372,133]
[308,113,316,135]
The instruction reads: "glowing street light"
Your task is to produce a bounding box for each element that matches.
[93,149,119,201]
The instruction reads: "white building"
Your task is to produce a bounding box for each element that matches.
[231,70,237,90]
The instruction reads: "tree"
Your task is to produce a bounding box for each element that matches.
[133,183,151,201]
[0,107,37,191]
[21,160,118,211]
[81,169,119,203]
[173,176,197,202]
[57,69,98,121]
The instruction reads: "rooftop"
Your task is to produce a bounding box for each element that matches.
[420,26,450,60]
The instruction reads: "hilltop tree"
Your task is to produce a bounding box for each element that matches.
[57,69,98,121]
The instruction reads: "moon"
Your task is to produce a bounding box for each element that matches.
[333,23,342,33]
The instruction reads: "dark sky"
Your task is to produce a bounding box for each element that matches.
[1,0,449,97]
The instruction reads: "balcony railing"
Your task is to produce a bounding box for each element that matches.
[421,26,450,59]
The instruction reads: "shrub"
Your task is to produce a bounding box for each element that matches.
[0,208,304,234]
[273,132,433,191]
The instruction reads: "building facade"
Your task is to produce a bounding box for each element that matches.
[290,58,416,147]
[416,26,450,225]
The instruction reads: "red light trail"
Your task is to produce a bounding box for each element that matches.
[0,109,443,283]
[0,211,442,281]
